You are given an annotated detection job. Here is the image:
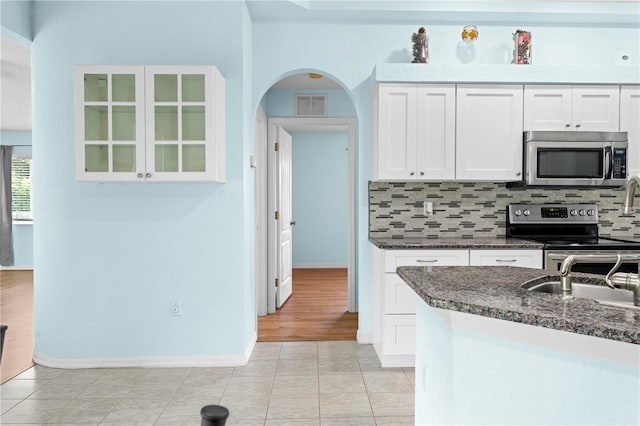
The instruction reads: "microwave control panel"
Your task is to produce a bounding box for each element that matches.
[612,148,627,179]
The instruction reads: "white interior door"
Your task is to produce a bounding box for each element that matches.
[276,126,293,308]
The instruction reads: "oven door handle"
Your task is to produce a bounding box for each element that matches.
[604,146,613,180]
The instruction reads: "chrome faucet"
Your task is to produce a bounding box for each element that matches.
[559,254,640,306]
[622,176,640,215]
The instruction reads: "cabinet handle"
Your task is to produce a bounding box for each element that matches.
[420,171,425,176]
[417,259,438,263]
[145,173,152,178]
[575,124,581,128]
[137,173,144,179]
[565,124,571,128]
[495,259,517,263]
[410,171,415,176]
[516,172,521,177]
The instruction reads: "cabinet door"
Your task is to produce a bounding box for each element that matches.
[384,275,417,314]
[76,66,145,182]
[382,314,416,355]
[469,249,543,269]
[571,86,620,131]
[376,84,417,180]
[145,65,225,182]
[523,85,572,131]
[416,85,456,180]
[456,85,524,181]
[620,86,640,177]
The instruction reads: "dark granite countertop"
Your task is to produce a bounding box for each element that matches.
[370,237,544,250]
[397,266,640,345]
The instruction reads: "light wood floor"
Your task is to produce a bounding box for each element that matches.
[1,270,35,384]
[258,268,358,342]
[0,268,356,383]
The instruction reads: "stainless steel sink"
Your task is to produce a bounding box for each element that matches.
[527,281,640,310]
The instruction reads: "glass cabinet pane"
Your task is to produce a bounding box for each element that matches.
[85,106,108,140]
[85,144,109,172]
[182,74,205,102]
[112,145,136,172]
[183,144,206,172]
[84,74,108,102]
[155,145,179,172]
[155,74,177,102]
[112,106,136,141]
[112,74,136,102]
[182,106,205,140]
[155,106,178,141]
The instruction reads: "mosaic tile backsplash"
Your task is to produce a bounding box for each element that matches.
[369,181,640,239]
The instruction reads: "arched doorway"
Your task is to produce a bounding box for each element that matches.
[254,71,357,341]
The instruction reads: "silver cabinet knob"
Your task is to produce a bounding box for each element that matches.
[516,172,521,177]
[575,124,581,128]
[420,171,424,176]
[565,124,571,128]
[290,220,296,226]
[145,173,152,178]
[409,171,415,176]
[137,173,144,179]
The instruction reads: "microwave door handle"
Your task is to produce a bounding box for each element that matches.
[604,146,613,179]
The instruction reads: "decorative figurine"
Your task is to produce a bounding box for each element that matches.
[461,25,478,43]
[513,30,532,64]
[411,27,429,63]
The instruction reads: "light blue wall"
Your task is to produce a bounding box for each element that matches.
[1,0,32,43]
[266,89,357,117]
[31,1,255,360]
[291,132,348,267]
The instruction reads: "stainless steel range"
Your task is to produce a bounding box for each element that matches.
[506,203,640,274]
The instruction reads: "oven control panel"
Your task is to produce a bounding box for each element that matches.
[508,203,598,224]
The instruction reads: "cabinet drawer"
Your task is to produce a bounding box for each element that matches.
[384,275,417,314]
[384,249,469,272]
[469,249,542,269]
[383,314,416,355]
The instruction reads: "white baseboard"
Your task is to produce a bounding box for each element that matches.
[356,330,372,344]
[0,266,34,271]
[292,264,348,269]
[33,333,259,369]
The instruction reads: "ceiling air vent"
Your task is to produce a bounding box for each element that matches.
[295,94,327,117]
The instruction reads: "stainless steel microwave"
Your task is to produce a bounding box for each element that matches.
[523,131,628,187]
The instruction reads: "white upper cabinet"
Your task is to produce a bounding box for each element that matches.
[75,66,146,182]
[456,85,524,181]
[524,85,620,131]
[76,65,225,182]
[620,85,640,177]
[374,84,455,180]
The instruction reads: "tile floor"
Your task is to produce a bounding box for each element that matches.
[0,341,415,425]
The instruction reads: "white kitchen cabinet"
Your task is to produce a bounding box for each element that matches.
[76,65,225,182]
[372,246,542,367]
[374,84,455,180]
[620,85,640,177]
[469,249,543,269]
[524,85,620,132]
[373,248,469,367]
[456,85,524,181]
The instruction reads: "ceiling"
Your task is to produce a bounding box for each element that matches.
[270,72,343,90]
[0,36,31,131]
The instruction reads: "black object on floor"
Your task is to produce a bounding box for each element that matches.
[201,404,229,426]
[0,325,7,364]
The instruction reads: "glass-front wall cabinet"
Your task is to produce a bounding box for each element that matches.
[76,65,225,182]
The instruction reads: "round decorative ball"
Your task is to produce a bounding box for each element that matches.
[461,25,478,43]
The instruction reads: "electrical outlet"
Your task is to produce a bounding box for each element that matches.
[423,200,434,217]
[171,299,182,316]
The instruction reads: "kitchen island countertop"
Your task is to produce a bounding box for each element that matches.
[397,266,640,345]
[369,236,544,250]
